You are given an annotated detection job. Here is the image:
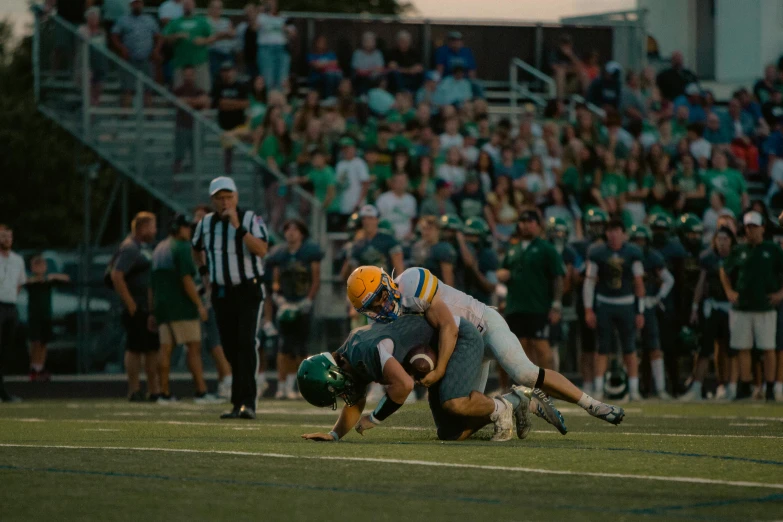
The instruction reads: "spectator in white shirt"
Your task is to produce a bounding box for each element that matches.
[351,31,385,95]
[375,173,418,241]
[206,0,235,79]
[439,116,464,151]
[335,137,371,220]
[687,122,712,168]
[256,0,295,91]
[0,224,26,403]
[702,191,735,245]
[158,0,184,27]
[437,146,467,193]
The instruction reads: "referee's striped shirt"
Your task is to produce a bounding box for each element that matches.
[192,209,269,287]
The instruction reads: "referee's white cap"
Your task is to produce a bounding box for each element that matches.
[209,176,237,196]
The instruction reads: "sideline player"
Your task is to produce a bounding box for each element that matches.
[346,266,625,427]
[298,315,563,442]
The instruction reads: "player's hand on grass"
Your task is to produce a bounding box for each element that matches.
[355,414,376,435]
[585,309,597,329]
[418,368,445,388]
[635,313,644,330]
[302,432,336,442]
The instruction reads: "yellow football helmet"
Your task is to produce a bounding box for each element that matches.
[346,266,401,323]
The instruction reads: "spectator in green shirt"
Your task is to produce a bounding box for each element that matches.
[287,148,338,218]
[259,115,293,232]
[497,209,566,369]
[673,153,706,215]
[597,152,627,202]
[151,214,220,403]
[160,0,215,91]
[702,148,749,217]
[720,211,783,401]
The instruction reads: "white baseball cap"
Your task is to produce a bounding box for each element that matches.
[743,211,764,227]
[209,176,237,196]
[685,83,701,96]
[358,204,379,218]
[605,61,622,75]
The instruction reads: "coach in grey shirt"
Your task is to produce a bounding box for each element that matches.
[0,224,26,403]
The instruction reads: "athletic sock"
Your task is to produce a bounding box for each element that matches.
[502,390,523,410]
[766,381,776,401]
[628,377,640,396]
[593,376,604,395]
[651,358,665,394]
[577,392,601,412]
[551,347,560,372]
[728,382,737,397]
[285,374,296,393]
[689,381,703,397]
[490,397,508,421]
[775,382,783,396]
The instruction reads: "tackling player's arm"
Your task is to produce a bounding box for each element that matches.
[419,293,458,387]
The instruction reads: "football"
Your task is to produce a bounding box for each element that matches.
[404,345,438,380]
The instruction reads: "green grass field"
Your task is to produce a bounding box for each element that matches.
[0,398,782,521]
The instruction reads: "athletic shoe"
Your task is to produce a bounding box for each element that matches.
[218,377,232,400]
[157,394,178,404]
[285,390,301,401]
[128,391,145,402]
[220,407,240,419]
[678,387,702,402]
[238,405,256,420]
[714,385,727,401]
[195,392,225,404]
[628,391,642,402]
[752,386,764,401]
[274,389,286,400]
[509,386,532,440]
[148,394,162,402]
[587,402,625,425]
[723,387,737,402]
[529,388,568,435]
[490,397,514,442]
[656,391,672,401]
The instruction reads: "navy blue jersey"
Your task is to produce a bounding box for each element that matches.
[588,242,644,298]
[349,232,403,274]
[266,240,324,301]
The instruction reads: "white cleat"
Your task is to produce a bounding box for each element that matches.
[628,391,642,402]
[194,393,226,404]
[285,390,301,400]
[714,385,727,401]
[274,389,286,400]
[678,388,702,402]
[587,402,625,425]
[656,391,672,401]
[490,397,514,442]
[509,386,532,439]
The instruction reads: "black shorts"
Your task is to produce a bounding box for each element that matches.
[27,318,53,344]
[506,312,550,340]
[640,307,660,352]
[278,311,311,358]
[701,308,730,357]
[122,310,159,353]
[548,321,563,346]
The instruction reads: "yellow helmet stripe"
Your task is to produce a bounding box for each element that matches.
[416,269,430,300]
[425,276,439,303]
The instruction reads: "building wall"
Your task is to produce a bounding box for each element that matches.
[639,0,697,65]
[759,0,783,71]
[715,0,761,82]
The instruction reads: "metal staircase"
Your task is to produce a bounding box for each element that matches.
[32,11,323,240]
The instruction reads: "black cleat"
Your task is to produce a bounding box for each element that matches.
[128,391,146,402]
[238,405,256,420]
[220,407,241,419]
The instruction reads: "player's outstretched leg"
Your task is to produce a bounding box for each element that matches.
[483,308,625,426]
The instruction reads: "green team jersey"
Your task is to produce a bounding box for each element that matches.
[588,242,644,298]
[699,248,728,302]
[410,240,456,283]
[672,170,703,194]
[626,174,655,193]
[502,237,566,314]
[600,171,628,198]
[163,15,212,68]
[722,241,783,312]
[308,166,340,213]
[151,237,199,323]
[265,240,324,302]
[702,168,747,216]
[258,135,290,168]
[337,315,437,387]
[348,232,403,275]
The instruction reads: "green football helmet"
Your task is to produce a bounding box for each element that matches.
[678,325,701,354]
[546,216,569,239]
[585,207,609,225]
[603,358,628,400]
[464,217,491,246]
[439,214,464,233]
[678,213,704,234]
[378,219,394,235]
[648,212,673,232]
[629,224,652,243]
[297,353,361,409]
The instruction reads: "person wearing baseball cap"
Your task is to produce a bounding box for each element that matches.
[339,204,405,281]
[192,176,269,419]
[497,208,567,374]
[434,28,477,79]
[720,210,783,401]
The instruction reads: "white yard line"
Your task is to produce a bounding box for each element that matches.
[0,417,780,438]
[0,443,781,490]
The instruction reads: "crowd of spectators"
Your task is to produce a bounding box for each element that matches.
[37,1,783,401]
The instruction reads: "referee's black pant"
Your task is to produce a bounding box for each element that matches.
[212,281,264,411]
[0,303,19,398]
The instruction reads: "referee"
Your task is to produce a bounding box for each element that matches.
[193,177,269,419]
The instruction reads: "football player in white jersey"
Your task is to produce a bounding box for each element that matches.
[347,265,625,427]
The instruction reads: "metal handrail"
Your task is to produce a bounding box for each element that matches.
[509,58,555,116]
[36,11,320,210]
[569,94,607,120]
[561,8,646,25]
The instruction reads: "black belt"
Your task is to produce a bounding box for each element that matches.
[212,278,264,298]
